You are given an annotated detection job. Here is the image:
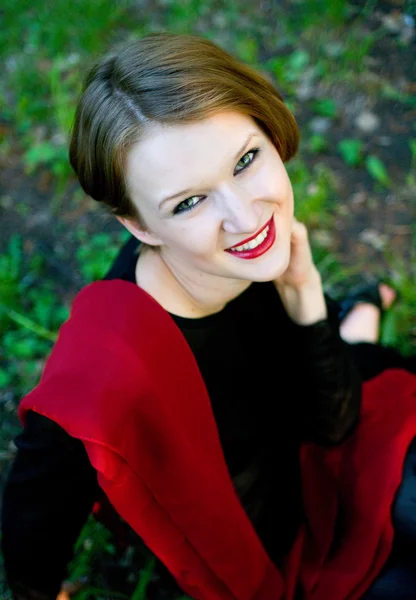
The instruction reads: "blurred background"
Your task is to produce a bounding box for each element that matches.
[0,0,415,597]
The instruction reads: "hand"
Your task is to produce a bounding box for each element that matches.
[274,217,319,289]
[274,218,327,325]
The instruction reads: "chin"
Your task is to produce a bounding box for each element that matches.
[243,259,290,284]
[255,242,291,282]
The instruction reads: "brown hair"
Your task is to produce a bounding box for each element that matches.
[69,31,299,222]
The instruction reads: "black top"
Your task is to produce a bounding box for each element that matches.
[2,235,363,600]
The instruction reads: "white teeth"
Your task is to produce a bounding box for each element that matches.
[230,226,269,252]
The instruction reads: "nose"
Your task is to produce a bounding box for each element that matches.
[219,184,260,235]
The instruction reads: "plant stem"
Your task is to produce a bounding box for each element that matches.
[5,308,57,342]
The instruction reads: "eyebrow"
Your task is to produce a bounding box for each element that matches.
[158,132,259,209]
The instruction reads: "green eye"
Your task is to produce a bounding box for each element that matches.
[234,147,260,174]
[173,196,202,215]
[181,197,199,210]
[237,152,253,170]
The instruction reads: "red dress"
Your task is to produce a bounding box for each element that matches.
[18,279,416,600]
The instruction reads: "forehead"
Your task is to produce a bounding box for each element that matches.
[125,111,263,204]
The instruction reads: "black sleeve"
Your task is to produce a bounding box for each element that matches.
[293,294,362,446]
[1,411,99,600]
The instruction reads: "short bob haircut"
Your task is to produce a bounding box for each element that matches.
[69,31,299,223]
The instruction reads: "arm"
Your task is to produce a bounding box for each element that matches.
[289,297,362,445]
[1,411,99,600]
[274,220,361,445]
[273,219,327,326]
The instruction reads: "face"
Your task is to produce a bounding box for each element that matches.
[122,110,294,286]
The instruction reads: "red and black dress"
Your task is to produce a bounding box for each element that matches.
[2,235,416,600]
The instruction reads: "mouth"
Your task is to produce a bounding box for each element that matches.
[224,215,276,260]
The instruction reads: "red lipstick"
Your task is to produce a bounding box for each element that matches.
[224,216,275,260]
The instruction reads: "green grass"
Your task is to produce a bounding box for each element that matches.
[0,0,142,203]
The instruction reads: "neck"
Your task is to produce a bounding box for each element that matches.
[135,246,251,318]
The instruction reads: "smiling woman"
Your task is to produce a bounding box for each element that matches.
[2,31,416,600]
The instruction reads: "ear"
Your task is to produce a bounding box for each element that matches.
[116,216,163,247]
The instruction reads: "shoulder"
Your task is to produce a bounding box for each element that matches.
[16,410,78,451]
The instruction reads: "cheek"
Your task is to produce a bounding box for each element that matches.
[250,164,274,196]
[279,170,294,209]
[285,182,294,212]
[171,223,219,256]
[253,160,290,200]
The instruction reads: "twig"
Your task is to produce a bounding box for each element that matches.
[4,307,58,342]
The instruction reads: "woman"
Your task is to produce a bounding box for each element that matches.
[2,32,415,600]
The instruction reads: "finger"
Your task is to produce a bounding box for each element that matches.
[291,218,308,242]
